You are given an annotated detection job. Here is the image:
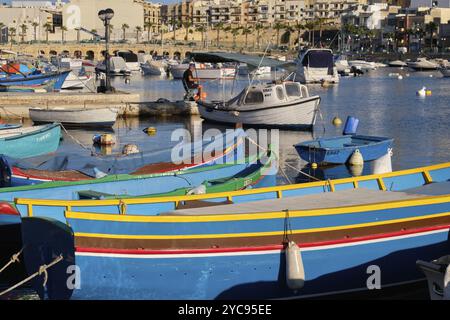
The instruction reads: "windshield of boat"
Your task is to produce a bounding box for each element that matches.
[244,90,264,104]
[117,52,138,62]
[285,82,302,98]
[303,50,333,68]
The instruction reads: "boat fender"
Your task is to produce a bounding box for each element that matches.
[122,144,140,155]
[0,155,12,188]
[444,264,450,299]
[187,184,207,195]
[311,162,318,169]
[286,241,305,290]
[348,149,364,166]
[398,75,403,80]
[230,111,240,117]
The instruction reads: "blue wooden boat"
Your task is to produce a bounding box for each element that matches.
[13,162,450,299]
[0,70,70,90]
[0,124,61,159]
[0,124,22,130]
[294,135,394,165]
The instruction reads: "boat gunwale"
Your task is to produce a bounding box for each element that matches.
[15,161,450,208]
[0,123,60,142]
[294,135,395,152]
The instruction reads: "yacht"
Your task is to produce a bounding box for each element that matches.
[296,48,339,84]
[407,58,438,71]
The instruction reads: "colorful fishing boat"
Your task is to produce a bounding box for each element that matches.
[8,129,247,186]
[0,70,70,90]
[0,80,56,93]
[294,135,394,165]
[0,124,61,159]
[13,162,450,299]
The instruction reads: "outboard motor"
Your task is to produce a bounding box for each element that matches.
[0,155,12,188]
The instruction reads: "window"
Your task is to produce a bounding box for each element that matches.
[285,83,301,97]
[245,90,264,104]
[276,87,285,100]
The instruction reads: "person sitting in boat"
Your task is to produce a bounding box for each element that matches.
[183,63,200,101]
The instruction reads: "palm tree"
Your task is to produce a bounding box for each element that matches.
[293,22,304,47]
[214,22,224,47]
[31,21,39,42]
[135,26,142,43]
[426,21,438,50]
[43,22,52,43]
[230,27,241,48]
[61,25,67,44]
[144,21,154,43]
[273,22,284,47]
[121,23,129,41]
[241,26,252,48]
[255,23,264,49]
[19,23,27,43]
[8,27,16,44]
[182,21,191,41]
[196,25,206,48]
[304,21,315,45]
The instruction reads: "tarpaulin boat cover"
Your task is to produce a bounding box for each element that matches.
[188,52,296,72]
[301,50,334,75]
[5,129,247,177]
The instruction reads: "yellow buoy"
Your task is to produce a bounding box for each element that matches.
[426,90,432,96]
[332,117,342,126]
[348,149,364,166]
[144,127,157,135]
[311,162,318,169]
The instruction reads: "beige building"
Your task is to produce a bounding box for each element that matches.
[143,1,162,34]
[304,0,368,25]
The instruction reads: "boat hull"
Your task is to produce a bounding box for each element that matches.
[0,124,61,159]
[171,66,236,79]
[29,108,118,128]
[198,97,320,130]
[0,71,70,90]
[294,135,394,164]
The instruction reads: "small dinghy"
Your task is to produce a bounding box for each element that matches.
[294,135,394,165]
[29,107,119,128]
[198,81,321,129]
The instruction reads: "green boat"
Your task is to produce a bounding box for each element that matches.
[76,149,277,200]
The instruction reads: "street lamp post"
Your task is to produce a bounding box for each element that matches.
[98,8,115,93]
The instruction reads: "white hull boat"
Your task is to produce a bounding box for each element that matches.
[96,57,132,76]
[29,107,119,128]
[141,61,167,76]
[197,81,321,129]
[388,60,408,67]
[334,55,351,75]
[407,58,438,71]
[61,72,94,90]
[170,63,236,80]
[296,49,339,84]
[348,60,377,71]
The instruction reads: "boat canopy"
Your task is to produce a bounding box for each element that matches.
[187,52,295,72]
[301,50,334,75]
[117,51,138,63]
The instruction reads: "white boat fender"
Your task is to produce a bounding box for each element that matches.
[398,75,403,80]
[444,264,450,299]
[286,241,305,290]
[348,149,364,166]
[230,111,240,117]
[187,184,207,195]
[93,167,108,179]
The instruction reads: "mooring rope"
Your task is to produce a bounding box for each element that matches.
[0,248,23,275]
[245,136,321,182]
[0,254,63,297]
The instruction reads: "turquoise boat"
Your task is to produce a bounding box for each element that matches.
[0,124,61,159]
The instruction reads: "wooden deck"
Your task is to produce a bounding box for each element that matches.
[165,182,450,216]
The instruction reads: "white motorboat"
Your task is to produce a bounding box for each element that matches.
[116,50,141,72]
[170,62,236,80]
[417,256,450,300]
[348,60,377,71]
[334,55,351,76]
[407,58,438,71]
[388,60,407,67]
[296,49,339,84]
[197,81,321,129]
[29,107,119,128]
[96,57,132,76]
[238,64,271,77]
